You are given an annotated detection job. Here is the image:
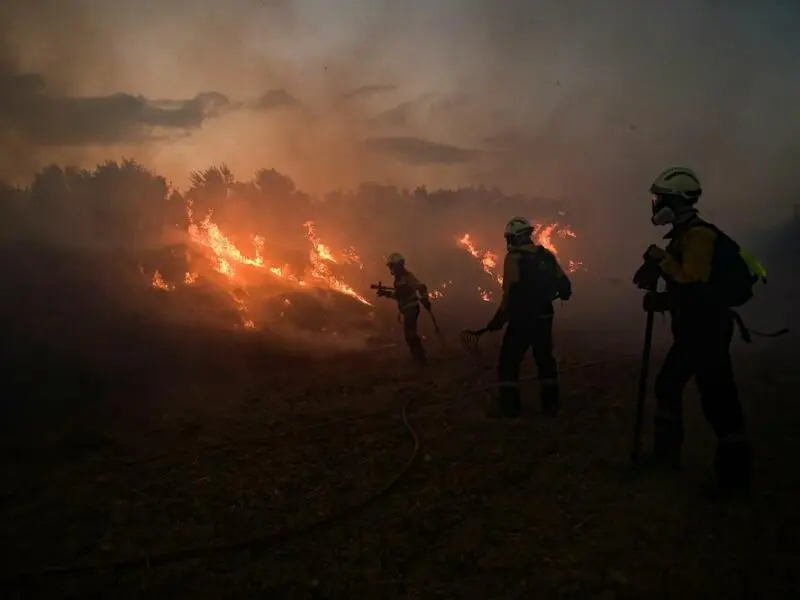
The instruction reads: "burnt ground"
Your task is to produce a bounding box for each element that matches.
[0,312,799,599]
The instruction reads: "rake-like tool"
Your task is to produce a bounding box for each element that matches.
[460,328,488,354]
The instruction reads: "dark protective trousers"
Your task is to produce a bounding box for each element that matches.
[401,305,426,364]
[653,310,751,486]
[496,316,559,417]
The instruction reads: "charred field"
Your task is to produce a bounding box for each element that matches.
[1,255,799,599]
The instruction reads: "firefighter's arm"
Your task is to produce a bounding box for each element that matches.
[486,253,518,331]
[406,271,431,308]
[552,254,572,300]
[659,227,716,284]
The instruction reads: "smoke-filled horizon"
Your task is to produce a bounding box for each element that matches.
[2,0,799,232]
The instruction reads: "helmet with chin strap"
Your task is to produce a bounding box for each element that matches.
[649,166,702,226]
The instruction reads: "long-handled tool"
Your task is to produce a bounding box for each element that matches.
[422,304,448,351]
[424,305,442,336]
[631,259,661,469]
[460,328,488,353]
[631,301,655,468]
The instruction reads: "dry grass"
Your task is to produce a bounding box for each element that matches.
[0,327,798,599]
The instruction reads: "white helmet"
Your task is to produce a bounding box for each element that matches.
[504,217,533,238]
[386,252,405,266]
[649,167,702,226]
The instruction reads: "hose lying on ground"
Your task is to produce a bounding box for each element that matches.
[1,356,624,583]
[1,394,421,584]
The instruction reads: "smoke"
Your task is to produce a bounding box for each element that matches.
[1,0,799,342]
[4,1,799,210]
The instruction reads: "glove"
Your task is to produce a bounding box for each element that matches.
[642,291,671,313]
[420,297,431,311]
[644,244,667,263]
[633,259,661,290]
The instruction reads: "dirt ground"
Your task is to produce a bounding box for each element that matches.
[1,317,798,599]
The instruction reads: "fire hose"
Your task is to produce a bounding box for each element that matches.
[1,351,627,584]
[1,397,422,584]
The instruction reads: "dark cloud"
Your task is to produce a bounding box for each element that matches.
[364,136,479,165]
[341,84,397,101]
[370,94,435,129]
[253,89,300,111]
[0,64,231,146]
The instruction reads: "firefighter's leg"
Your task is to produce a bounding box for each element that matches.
[651,341,694,470]
[531,316,559,416]
[402,306,426,365]
[695,319,750,490]
[491,324,530,418]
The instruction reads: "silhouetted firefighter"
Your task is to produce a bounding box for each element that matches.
[463,217,572,418]
[633,165,781,493]
[372,252,431,365]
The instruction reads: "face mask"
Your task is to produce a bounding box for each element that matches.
[651,205,676,226]
[651,193,678,226]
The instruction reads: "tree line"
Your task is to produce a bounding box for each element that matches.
[0,160,569,251]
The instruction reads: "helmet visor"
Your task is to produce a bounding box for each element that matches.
[651,193,666,215]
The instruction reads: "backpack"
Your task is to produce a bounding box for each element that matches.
[698,223,760,308]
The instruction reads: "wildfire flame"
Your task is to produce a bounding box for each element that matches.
[151,270,174,291]
[186,203,266,279]
[303,221,370,305]
[148,200,583,326]
[429,280,453,300]
[150,202,372,328]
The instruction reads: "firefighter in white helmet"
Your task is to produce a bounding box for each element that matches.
[637,166,767,492]
[374,252,431,365]
[482,217,572,418]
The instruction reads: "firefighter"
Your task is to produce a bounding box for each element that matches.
[384,252,430,365]
[641,166,751,492]
[484,217,572,418]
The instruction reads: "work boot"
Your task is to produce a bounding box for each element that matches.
[644,417,683,472]
[540,383,560,417]
[486,387,521,419]
[714,439,752,493]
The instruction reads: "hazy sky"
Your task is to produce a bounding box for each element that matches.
[2,0,800,227]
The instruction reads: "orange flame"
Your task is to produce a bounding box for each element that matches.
[151,270,174,291]
[148,203,372,330]
[304,221,371,305]
[183,204,370,305]
[429,279,453,300]
[458,221,582,301]
[187,202,266,278]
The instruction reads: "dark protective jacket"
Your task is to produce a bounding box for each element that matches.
[659,218,732,337]
[393,269,429,311]
[658,217,774,342]
[487,244,571,330]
